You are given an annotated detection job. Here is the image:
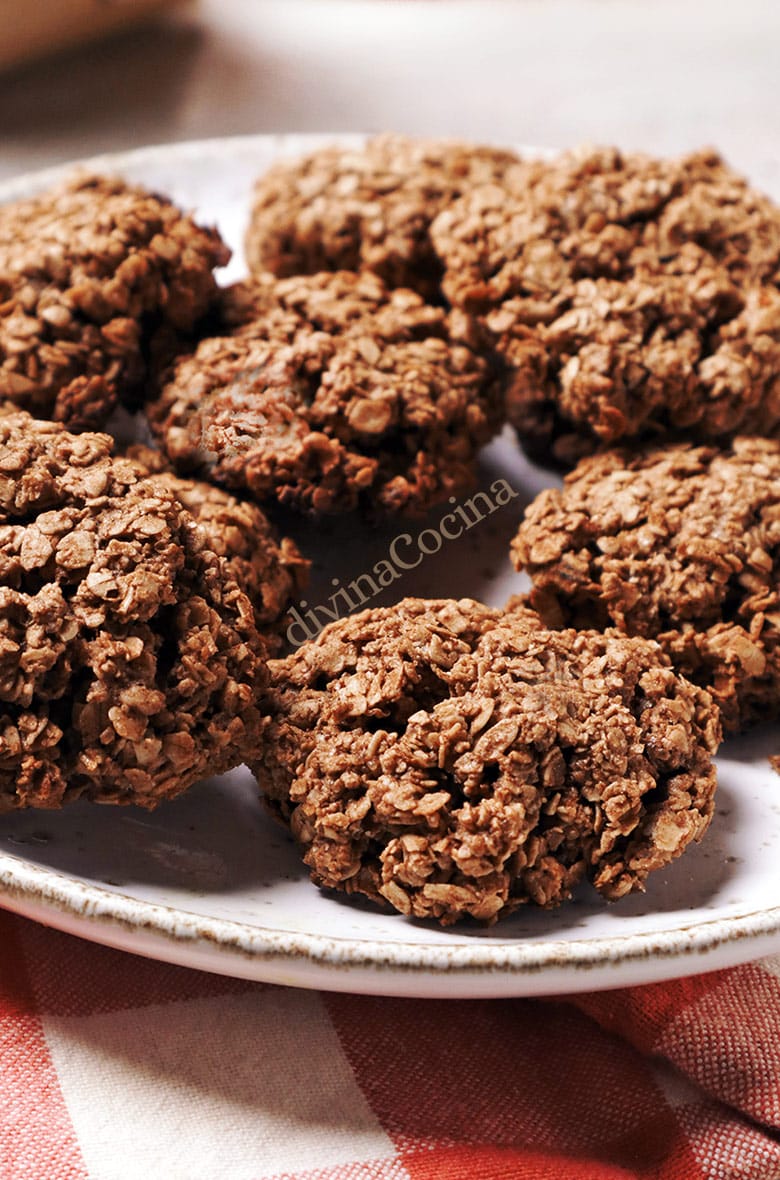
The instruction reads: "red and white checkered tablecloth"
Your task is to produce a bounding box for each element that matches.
[2,909,779,1180]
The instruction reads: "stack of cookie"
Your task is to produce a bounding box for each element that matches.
[1,136,777,927]
[0,176,307,814]
[238,136,777,923]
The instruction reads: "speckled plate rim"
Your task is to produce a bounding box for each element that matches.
[1,134,779,997]
[2,844,780,995]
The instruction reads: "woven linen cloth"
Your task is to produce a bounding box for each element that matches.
[1,908,778,1180]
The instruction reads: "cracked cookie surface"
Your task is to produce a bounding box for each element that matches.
[0,174,228,429]
[431,146,780,463]
[255,597,720,925]
[146,270,504,515]
[0,411,266,811]
[126,444,309,646]
[512,437,780,732]
[245,134,523,299]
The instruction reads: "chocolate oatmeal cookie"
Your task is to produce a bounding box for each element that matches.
[145,270,504,515]
[0,411,267,812]
[126,444,309,644]
[255,598,720,925]
[431,146,780,463]
[245,134,523,299]
[0,174,229,429]
[512,437,780,733]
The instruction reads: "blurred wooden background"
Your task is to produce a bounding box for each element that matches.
[1,0,778,191]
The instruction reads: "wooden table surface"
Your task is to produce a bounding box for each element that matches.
[0,0,778,191]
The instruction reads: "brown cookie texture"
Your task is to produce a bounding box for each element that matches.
[245,134,523,299]
[512,437,780,733]
[0,174,229,430]
[145,270,504,515]
[0,411,267,813]
[431,146,780,464]
[254,597,720,926]
[126,444,309,645]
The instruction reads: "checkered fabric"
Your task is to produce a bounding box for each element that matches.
[1,910,778,1180]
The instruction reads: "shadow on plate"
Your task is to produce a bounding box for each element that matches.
[267,427,548,628]
[0,768,307,895]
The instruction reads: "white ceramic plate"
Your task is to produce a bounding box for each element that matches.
[0,135,778,999]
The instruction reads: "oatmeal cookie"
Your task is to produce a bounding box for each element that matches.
[0,411,267,812]
[126,444,309,644]
[145,270,504,515]
[245,134,523,299]
[0,174,229,429]
[512,437,780,732]
[431,146,780,463]
[255,598,720,925]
